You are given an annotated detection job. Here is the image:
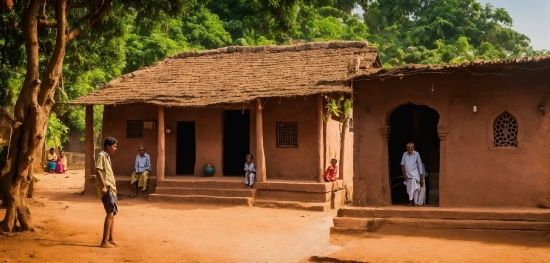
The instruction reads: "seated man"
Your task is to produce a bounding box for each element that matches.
[130,145,151,197]
[324,158,338,182]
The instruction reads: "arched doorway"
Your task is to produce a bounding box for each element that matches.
[388,103,440,205]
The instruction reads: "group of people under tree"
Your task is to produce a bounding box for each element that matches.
[46,148,68,174]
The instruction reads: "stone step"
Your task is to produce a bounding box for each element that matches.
[254,199,331,211]
[115,176,157,195]
[148,193,253,206]
[332,217,550,232]
[337,207,550,222]
[156,179,247,189]
[155,187,256,198]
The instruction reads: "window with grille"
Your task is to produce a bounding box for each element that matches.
[493,112,518,147]
[277,122,298,148]
[128,120,144,138]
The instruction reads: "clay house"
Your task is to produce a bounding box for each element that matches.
[70,41,381,210]
[348,55,550,208]
[332,56,550,233]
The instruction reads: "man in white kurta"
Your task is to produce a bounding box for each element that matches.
[401,142,424,206]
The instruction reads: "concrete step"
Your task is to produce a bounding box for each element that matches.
[332,217,550,232]
[254,199,331,211]
[156,179,247,189]
[337,207,550,222]
[148,193,253,206]
[155,187,256,198]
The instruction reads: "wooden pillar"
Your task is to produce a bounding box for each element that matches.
[437,126,448,206]
[85,105,95,176]
[379,126,392,205]
[255,98,266,182]
[317,95,324,182]
[156,105,166,181]
[83,105,96,195]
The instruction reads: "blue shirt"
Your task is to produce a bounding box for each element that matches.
[135,153,151,173]
[400,150,423,180]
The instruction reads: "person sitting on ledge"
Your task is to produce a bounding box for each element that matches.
[324,158,338,182]
[130,145,151,198]
[47,148,57,173]
[56,150,67,174]
[244,154,256,189]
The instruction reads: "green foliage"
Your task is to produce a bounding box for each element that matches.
[361,0,543,67]
[46,113,69,149]
[293,6,370,42]
[207,0,312,43]
[182,8,233,49]
[324,95,352,122]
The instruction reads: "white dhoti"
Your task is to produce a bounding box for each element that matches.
[416,182,426,205]
[404,177,426,205]
[406,178,420,202]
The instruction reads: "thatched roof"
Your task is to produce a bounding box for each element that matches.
[353,55,550,80]
[70,41,380,107]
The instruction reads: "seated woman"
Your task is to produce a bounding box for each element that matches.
[56,150,67,174]
[46,148,57,173]
[324,158,338,182]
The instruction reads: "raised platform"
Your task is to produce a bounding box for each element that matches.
[150,176,255,206]
[332,206,550,233]
[84,175,351,210]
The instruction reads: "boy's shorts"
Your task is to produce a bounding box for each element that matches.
[101,189,118,215]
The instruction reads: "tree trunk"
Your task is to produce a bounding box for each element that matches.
[0,0,68,232]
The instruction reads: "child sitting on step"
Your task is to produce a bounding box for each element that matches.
[244,154,256,189]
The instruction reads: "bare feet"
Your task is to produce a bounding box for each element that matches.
[141,188,146,191]
[100,242,117,248]
[108,240,119,247]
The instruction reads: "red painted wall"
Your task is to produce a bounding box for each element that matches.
[102,103,159,176]
[262,96,320,180]
[102,95,354,183]
[353,68,550,207]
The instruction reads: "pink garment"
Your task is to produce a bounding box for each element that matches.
[324,165,338,182]
[55,156,65,174]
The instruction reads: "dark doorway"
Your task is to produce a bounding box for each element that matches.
[223,110,250,176]
[388,103,440,205]
[176,121,196,175]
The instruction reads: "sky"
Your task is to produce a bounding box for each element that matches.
[353,0,550,50]
[477,0,550,50]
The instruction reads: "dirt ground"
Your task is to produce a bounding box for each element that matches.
[0,170,549,263]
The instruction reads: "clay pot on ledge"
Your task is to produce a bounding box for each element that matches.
[203,164,215,176]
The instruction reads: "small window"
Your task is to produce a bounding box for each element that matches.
[493,112,518,147]
[128,120,144,138]
[277,122,298,148]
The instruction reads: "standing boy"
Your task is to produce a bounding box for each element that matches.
[95,137,118,248]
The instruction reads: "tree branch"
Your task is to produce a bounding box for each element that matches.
[67,0,111,41]
[15,0,42,121]
[68,0,95,9]
[38,0,68,108]
[67,27,81,41]
[38,19,57,28]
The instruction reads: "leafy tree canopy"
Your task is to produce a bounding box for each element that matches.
[360,0,547,66]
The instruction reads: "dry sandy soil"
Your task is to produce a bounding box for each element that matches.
[0,170,549,263]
